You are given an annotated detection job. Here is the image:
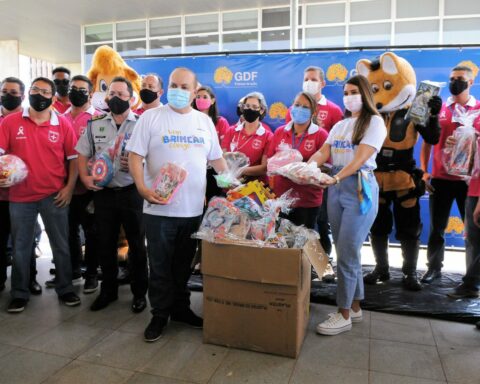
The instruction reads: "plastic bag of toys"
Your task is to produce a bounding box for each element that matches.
[232,195,263,219]
[442,105,480,177]
[273,161,334,186]
[193,197,240,241]
[262,188,298,217]
[471,136,480,179]
[405,81,443,126]
[152,162,188,204]
[250,211,277,242]
[215,153,250,189]
[224,151,250,170]
[0,154,28,187]
[267,143,303,176]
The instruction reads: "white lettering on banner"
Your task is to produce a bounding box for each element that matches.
[234,72,258,82]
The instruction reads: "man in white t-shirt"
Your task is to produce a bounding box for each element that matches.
[127,67,227,342]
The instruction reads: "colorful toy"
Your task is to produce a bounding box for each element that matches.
[194,197,240,240]
[152,162,188,204]
[227,180,275,206]
[89,153,114,187]
[0,154,28,186]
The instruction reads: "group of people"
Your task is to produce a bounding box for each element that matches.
[0,59,478,342]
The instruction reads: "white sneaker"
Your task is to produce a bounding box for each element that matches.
[327,308,363,323]
[316,312,352,335]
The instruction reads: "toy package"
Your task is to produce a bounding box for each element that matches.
[472,135,480,179]
[227,180,275,206]
[267,144,303,176]
[224,151,250,170]
[88,153,115,187]
[442,105,480,177]
[273,161,334,186]
[193,197,240,241]
[405,81,444,126]
[215,152,250,189]
[152,162,188,204]
[0,154,28,187]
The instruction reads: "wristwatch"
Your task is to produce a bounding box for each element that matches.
[334,175,341,184]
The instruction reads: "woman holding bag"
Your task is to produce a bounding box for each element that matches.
[309,75,386,335]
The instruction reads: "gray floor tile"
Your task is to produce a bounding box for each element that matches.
[24,322,112,358]
[126,373,196,384]
[371,312,435,346]
[0,348,70,384]
[209,349,296,384]
[370,371,447,384]
[117,308,151,334]
[0,342,16,358]
[370,339,446,381]
[438,345,480,384]
[0,315,55,347]
[77,330,169,371]
[42,360,134,384]
[290,363,369,384]
[430,320,480,349]
[298,331,370,370]
[65,300,135,330]
[140,339,227,383]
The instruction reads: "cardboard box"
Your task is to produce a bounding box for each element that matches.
[202,239,327,358]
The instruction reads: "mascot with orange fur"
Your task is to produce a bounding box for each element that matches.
[356,52,442,291]
[87,45,142,111]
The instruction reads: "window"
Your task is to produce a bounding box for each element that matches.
[443,18,480,44]
[262,8,290,28]
[349,23,390,46]
[305,26,345,48]
[223,10,258,31]
[306,3,345,25]
[445,0,480,16]
[397,0,438,19]
[116,21,146,40]
[150,38,182,55]
[84,24,112,43]
[223,32,258,51]
[185,13,218,34]
[116,41,146,57]
[185,35,219,53]
[350,0,391,22]
[261,30,290,50]
[150,17,181,37]
[395,20,439,45]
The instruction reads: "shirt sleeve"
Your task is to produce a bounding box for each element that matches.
[125,112,151,157]
[0,119,10,155]
[62,119,78,160]
[266,128,282,158]
[325,122,340,146]
[316,127,329,148]
[221,126,234,152]
[330,104,344,129]
[216,117,230,147]
[360,115,387,152]
[75,119,94,157]
[207,119,223,161]
[263,130,274,157]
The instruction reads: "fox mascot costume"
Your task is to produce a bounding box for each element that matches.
[356,52,441,290]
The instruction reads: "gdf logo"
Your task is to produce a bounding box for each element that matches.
[234,72,258,82]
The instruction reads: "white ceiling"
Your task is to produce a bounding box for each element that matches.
[0,0,293,63]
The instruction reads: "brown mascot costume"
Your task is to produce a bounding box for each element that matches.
[356,52,442,291]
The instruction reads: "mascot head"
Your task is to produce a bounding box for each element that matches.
[87,45,141,111]
[356,52,416,113]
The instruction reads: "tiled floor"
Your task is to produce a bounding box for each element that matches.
[0,257,479,384]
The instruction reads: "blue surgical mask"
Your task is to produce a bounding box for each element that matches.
[167,88,191,109]
[291,106,312,124]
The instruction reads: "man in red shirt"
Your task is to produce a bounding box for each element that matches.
[420,65,480,283]
[0,77,81,312]
[52,67,72,114]
[135,73,163,115]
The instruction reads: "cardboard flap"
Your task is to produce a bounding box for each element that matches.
[303,238,328,278]
[202,241,302,287]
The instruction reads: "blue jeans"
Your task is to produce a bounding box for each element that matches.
[328,172,379,309]
[464,196,480,290]
[144,214,202,319]
[9,195,74,299]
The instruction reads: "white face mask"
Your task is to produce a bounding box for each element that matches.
[302,80,320,96]
[343,94,363,113]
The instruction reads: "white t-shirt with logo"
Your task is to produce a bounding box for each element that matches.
[126,105,223,217]
[325,115,386,170]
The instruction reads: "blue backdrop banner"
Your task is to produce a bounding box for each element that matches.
[126,48,480,247]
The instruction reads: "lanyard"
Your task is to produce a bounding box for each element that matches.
[231,130,255,152]
[292,130,307,150]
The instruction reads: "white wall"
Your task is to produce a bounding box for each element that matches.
[0,40,19,79]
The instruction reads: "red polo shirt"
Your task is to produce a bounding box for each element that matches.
[267,122,328,208]
[52,99,71,115]
[215,116,230,147]
[229,121,272,134]
[285,95,343,132]
[0,111,8,201]
[432,96,480,181]
[0,108,78,202]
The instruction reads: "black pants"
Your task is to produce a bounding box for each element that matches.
[286,206,321,230]
[316,193,332,256]
[205,168,222,205]
[93,185,148,298]
[0,201,37,285]
[144,214,202,319]
[68,192,98,277]
[427,178,468,271]
[464,197,480,290]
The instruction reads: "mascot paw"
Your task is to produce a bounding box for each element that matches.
[427,96,442,116]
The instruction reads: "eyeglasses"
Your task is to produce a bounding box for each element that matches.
[241,103,261,111]
[30,86,52,96]
[1,90,22,97]
[69,86,89,95]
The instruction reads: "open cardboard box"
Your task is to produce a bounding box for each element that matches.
[202,238,328,358]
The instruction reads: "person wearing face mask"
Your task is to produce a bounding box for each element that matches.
[229,96,272,133]
[267,91,328,229]
[309,75,387,335]
[135,73,164,115]
[0,77,81,312]
[43,75,102,294]
[52,67,71,114]
[127,67,228,342]
[0,77,42,296]
[76,77,148,313]
[420,65,480,285]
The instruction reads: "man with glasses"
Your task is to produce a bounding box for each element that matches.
[45,75,101,294]
[135,73,163,116]
[52,67,71,114]
[0,77,42,295]
[0,77,80,312]
[76,76,148,313]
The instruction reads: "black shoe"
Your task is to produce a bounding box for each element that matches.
[7,298,27,313]
[476,321,480,330]
[420,269,442,284]
[90,293,118,311]
[45,278,56,288]
[171,308,203,329]
[144,316,168,342]
[402,274,422,291]
[59,292,81,307]
[29,279,42,295]
[83,277,99,294]
[364,268,390,285]
[131,296,147,313]
[447,283,479,299]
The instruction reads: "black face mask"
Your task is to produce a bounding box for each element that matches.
[140,89,158,104]
[1,93,22,111]
[107,96,130,115]
[54,79,69,97]
[68,89,89,107]
[449,79,469,96]
[29,93,52,112]
[242,108,261,123]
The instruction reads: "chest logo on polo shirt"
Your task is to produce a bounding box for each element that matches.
[252,138,262,150]
[439,110,447,120]
[304,139,315,152]
[48,130,59,143]
[16,126,26,140]
[318,111,328,121]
